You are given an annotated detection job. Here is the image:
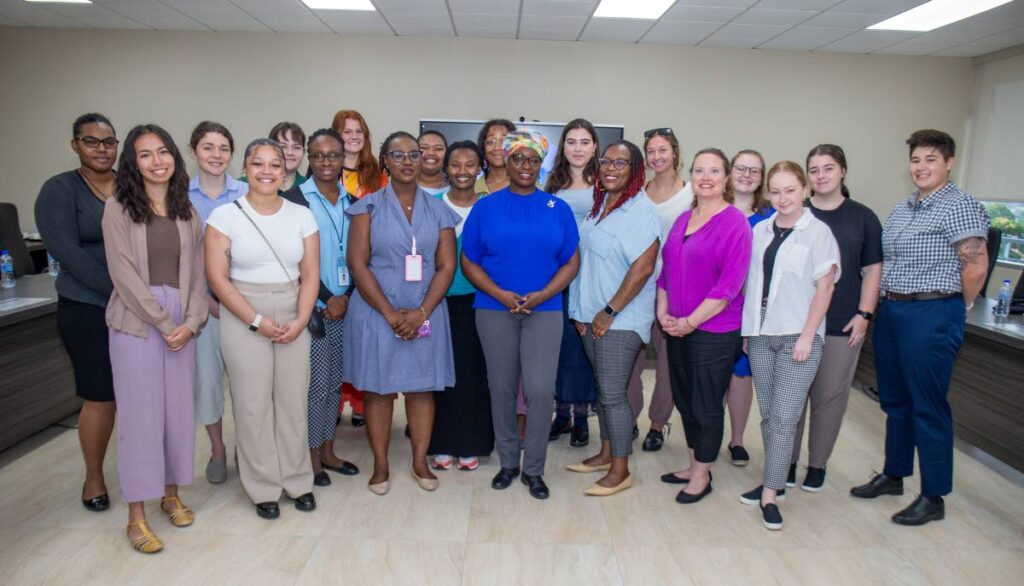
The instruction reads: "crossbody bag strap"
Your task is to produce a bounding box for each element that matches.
[233,200,297,291]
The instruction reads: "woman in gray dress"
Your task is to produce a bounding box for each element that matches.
[343,131,460,496]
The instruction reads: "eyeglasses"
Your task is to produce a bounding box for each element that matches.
[598,158,630,171]
[733,165,762,177]
[309,152,342,163]
[509,153,542,169]
[76,136,119,149]
[643,128,673,140]
[388,150,422,163]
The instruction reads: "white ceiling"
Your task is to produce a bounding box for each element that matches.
[2,0,1023,57]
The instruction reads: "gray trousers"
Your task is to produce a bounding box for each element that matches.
[581,326,643,458]
[748,334,823,490]
[626,320,675,427]
[476,309,562,476]
[791,334,862,468]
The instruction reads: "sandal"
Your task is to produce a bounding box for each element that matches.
[160,495,195,527]
[127,520,164,554]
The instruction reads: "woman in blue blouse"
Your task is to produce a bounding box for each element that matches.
[461,130,580,500]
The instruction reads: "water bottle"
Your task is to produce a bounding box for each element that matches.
[0,250,14,289]
[994,279,1011,318]
[47,253,60,277]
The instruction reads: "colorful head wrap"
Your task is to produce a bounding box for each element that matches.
[502,129,549,161]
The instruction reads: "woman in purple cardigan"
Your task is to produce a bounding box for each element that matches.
[656,148,751,504]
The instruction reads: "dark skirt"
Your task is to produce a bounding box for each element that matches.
[554,293,597,404]
[57,296,115,402]
[429,294,494,457]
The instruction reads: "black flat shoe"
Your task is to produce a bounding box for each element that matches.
[786,463,797,487]
[256,502,280,519]
[351,414,366,427]
[761,502,783,530]
[642,429,664,452]
[660,471,712,485]
[675,482,712,504]
[892,495,944,526]
[728,444,749,466]
[632,424,640,440]
[570,426,589,447]
[313,471,331,487]
[739,484,785,505]
[850,473,904,499]
[292,492,316,512]
[491,466,520,490]
[81,484,110,512]
[548,418,572,441]
[322,460,360,476]
[521,473,550,500]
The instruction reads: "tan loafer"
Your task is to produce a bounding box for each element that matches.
[566,461,612,473]
[584,474,634,497]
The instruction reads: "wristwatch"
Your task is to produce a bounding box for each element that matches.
[249,313,263,332]
[603,305,619,317]
[856,310,873,321]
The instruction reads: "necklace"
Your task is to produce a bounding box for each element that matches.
[78,169,113,200]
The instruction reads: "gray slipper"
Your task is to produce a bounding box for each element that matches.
[206,458,227,484]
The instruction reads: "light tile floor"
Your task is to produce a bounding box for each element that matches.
[1,370,1022,585]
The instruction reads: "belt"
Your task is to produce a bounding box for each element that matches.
[882,291,960,301]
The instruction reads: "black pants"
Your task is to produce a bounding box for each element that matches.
[666,329,741,464]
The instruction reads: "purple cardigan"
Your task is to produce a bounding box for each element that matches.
[657,205,751,332]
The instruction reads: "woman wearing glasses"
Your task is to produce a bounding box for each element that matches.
[462,130,580,500]
[627,128,693,453]
[475,119,517,194]
[35,113,119,513]
[343,131,460,495]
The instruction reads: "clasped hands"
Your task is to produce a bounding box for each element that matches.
[496,289,542,315]
[386,307,426,341]
[250,316,305,344]
[658,312,697,337]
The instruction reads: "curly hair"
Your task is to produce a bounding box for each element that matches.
[545,118,599,194]
[376,131,418,177]
[588,140,645,220]
[307,127,344,150]
[477,118,516,176]
[115,124,192,224]
[331,110,383,193]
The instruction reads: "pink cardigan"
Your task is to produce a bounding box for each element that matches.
[101,197,208,338]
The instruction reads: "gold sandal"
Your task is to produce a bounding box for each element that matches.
[160,495,195,527]
[127,520,164,554]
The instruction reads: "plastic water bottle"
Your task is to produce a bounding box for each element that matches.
[0,250,14,289]
[994,279,1011,318]
[47,253,60,277]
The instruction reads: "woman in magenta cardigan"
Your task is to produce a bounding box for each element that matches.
[657,148,751,504]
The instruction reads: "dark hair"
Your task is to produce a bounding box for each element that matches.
[73,113,113,138]
[268,121,306,148]
[477,118,516,176]
[806,144,850,198]
[243,138,285,165]
[588,141,645,220]
[306,127,344,150]
[726,149,769,212]
[115,124,192,224]
[545,118,599,194]
[417,130,448,149]
[643,128,681,171]
[330,110,383,194]
[377,131,418,176]
[906,129,955,160]
[690,147,733,206]
[189,120,234,153]
[443,140,483,183]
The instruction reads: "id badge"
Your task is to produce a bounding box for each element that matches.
[337,258,350,287]
[405,254,423,282]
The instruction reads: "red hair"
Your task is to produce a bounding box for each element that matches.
[588,141,646,220]
[331,109,383,194]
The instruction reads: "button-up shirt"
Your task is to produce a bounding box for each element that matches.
[187,174,247,225]
[879,181,989,295]
[302,179,352,306]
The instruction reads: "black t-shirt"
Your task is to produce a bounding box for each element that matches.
[806,197,883,336]
[761,222,795,306]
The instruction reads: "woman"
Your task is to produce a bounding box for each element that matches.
[567,141,660,496]
[475,118,517,194]
[790,145,881,491]
[627,128,694,453]
[186,121,247,484]
[343,131,459,495]
[102,124,207,552]
[544,119,599,447]
[657,148,750,505]
[272,122,307,192]
[34,113,119,513]
[740,161,839,531]
[417,130,449,196]
[428,140,494,471]
[724,148,773,467]
[206,139,319,519]
[461,129,580,500]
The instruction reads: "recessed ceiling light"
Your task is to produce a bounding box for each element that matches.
[25,0,93,4]
[593,0,674,20]
[868,0,1012,32]
[301,0,376,10]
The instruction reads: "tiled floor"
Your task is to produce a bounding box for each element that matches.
[1,370,1022,585]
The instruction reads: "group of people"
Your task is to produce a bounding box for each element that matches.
[34,107,989,553]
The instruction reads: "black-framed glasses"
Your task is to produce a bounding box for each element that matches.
[643,127,673,140]
[76,136,119,149]
[509,153,542,169]
[598,158,630,170]
[309,152,343,163]
[733,164,762,177]
[388,150,422,163]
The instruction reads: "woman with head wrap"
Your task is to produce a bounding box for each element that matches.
[461,130,581,500]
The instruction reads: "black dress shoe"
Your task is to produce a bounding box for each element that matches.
[850,473,904,499]
[892,495,944,526]
[570,426,589,447]
[292,492,316,512]
[351,414,366,427]
[548,418,572,441]
[675,482,712,504]
[521,473,550,500]
[642,429,664,452]
[322,460,360,476]
[313,471,331,486]
[632,424,640,440]
[660,471,712,485]
[491,467,520,490]
[81,484,110,512]
[256,502,280,519]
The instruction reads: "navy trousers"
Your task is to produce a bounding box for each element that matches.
[873,296,965,497]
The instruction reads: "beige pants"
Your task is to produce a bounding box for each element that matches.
[220,280,313,503]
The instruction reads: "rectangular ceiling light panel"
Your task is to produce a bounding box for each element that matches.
[301,0,376,10]
[868,0,1013,32]
[594,0,674,20]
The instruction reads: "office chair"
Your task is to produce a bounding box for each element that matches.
[0,202,34,277]
[981,227,1002,295]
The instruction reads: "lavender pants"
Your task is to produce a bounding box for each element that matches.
[109,285,196,502]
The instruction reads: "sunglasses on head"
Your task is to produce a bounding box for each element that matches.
[643,127,674,140]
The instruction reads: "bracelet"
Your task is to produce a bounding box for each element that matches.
[419,306,428,321]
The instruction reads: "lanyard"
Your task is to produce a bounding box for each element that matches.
[313,192,345,250]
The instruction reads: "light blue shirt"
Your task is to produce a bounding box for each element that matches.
[302,180,352,307]
[187,174,247,225]
[569,194,661,343]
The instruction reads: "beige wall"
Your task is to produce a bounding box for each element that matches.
[964,48,1024,202]
[1,27,975,231]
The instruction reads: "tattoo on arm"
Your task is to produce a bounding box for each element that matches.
[956,237,985,265]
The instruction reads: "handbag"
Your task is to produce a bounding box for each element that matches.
[232,200,326,338]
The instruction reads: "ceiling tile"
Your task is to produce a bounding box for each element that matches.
[519,14,586,32]
[448,0,520,15]
[661,5,744,24]
[757,0,840,8]
[228,0,328,33]
[829,0,928,17]
[640,20,721,45]
[518,28,580,41]
[453,13,517,33]
[521,0,597,18]
[391,24,454,36]
[0,13,22,27]
[801,11,888,29]
[734,8,818,27]
[816,29,917,52]
[34,2,149,29]
[314,9,391,34]
[983,1,1024,20]
[874,28,1004,55]
[374,0,451,26]
[579,17,652,43]
[95,1,209,31]
[458,27,516,39]
[0,1,83,27]
[160,0,268,31]
[759,26,855,49]
[700,23,790,48]
[672,0,758,8]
